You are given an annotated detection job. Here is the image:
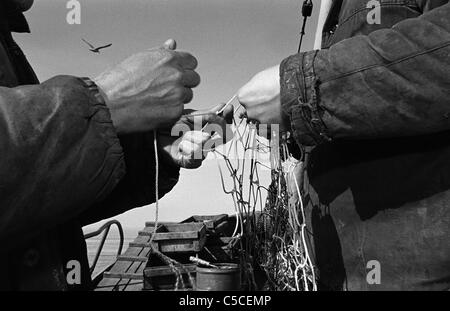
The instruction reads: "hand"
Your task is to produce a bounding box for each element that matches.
[237,65,289,131]
[158,103,233,169]
[94,39,200,135]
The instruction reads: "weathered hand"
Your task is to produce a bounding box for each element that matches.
[237,65,289,131]
[158,103,233,169]
[95,39,200,135]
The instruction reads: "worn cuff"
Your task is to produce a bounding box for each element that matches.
[280,51,331,146]
[79,77,107,106]
[77,76,126,201]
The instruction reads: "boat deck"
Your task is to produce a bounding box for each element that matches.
[94,216,234,291]
[95,230,151,291]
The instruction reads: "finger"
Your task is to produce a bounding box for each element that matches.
[220,105,234,124]
[208,103,226,114]
[246,109,260,124]
[163,39,177,50]
[179,131,211,159]
[183,131,211,145]
[237,80,258,109]
[206,103,234,124]
[239,106,260,125]
[208,104,234,125]
[179,140,205,158]
[175,51,198,70]
[182,70,201,88]
[182,106,233,128]
[183,111,218,127]
[182,108,196,116]
[237,86,249,108]
[238,110,248,119]
[207,103,234,124]
[183,88,194,103]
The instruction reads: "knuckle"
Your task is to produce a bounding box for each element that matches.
[173,87,185,99]
[172,69,184,82]
[182,71,200,87]
[169,106,183,122]
[162,51,175,63]
[184,89,194,102]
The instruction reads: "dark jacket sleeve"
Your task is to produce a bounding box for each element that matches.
[0,76,126,243]
[280,2,450,146]
[79,131,180,226]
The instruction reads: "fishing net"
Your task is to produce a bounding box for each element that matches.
[149,98,317,291]
[210,102,317,291]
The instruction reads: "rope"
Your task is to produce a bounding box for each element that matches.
[149,131,195,290]
[150,131,159,246]
[201,94,237,132]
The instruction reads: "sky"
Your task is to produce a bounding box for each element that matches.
[15,0,320,229]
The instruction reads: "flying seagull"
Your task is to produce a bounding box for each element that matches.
[82,38,112,53]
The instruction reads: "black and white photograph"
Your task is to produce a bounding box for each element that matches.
[0,0,449,300]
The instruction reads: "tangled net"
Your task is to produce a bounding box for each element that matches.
[211,102,317,291]
[150,98,317,291]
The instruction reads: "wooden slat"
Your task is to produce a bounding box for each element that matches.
[130,237,205,253]
[140,223,205,240]
[139,230,199,240]
[139,225,164,234]
[96,235,149,291]
[182,214,228,229]
[141,226,158,233]
[116,241,150,291]
[123,280,144,291]
[129,242,155,248]
[113,252,145,290]
[144,264,196,277]
[121,247,151,291]
[103,272,144,280]
[124,264,147,291]
[145,221,176,227]
[94,277,123,291]
[117,255,148,262]
[163,223,205,231]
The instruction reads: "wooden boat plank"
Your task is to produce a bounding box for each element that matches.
[117,255,148,262]
[120,247,151,290]
[96,235,149,291]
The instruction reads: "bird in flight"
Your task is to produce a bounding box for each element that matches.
[82,38,112,53]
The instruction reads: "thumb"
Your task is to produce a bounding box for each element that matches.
[163,39,177,50]
[237,75,261,107]
[237,81,254,107]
